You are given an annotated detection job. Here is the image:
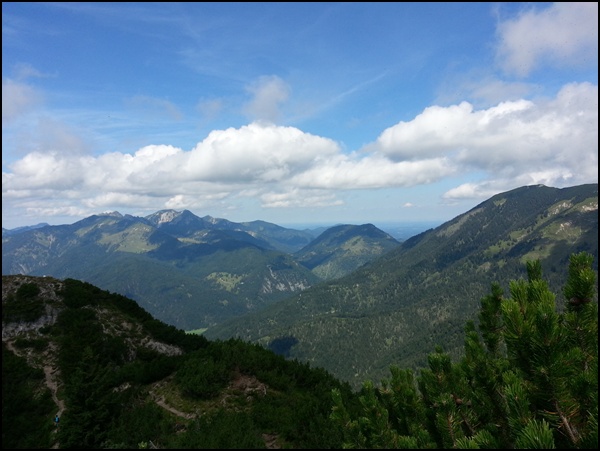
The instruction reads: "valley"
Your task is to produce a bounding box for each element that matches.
[3,183,598,388]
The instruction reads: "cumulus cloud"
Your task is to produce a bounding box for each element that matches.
[436,73,535,109]
[243,75,291,123]
[261,189,344,208]
[290,154,457,190]
[3,83,597,225]
[183,122,340,183]
[367,82,597,200]
[496,2,598,77]
[2,122,343,221]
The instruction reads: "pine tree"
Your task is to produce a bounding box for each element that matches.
[331,252,598,449]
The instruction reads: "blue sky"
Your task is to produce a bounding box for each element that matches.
[2,2,598,230]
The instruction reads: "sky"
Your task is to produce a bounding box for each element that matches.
[2,2,598,230]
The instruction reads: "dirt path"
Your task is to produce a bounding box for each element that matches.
[148,373,280,449]
[44,363,66,416]
[4,338,65,448]
[153,396,195,419]
[5,338,282,449]
[5,339,65,416]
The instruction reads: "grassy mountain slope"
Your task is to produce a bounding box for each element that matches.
[294,223,400,280]
[2,211,402,332]
[2,212,322,331]
[205,183,599,389]
[144,210,316,253]
[2,274,359,449]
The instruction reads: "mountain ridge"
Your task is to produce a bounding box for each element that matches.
[3,183,597,389]
[294,223,400,279]
[2,274,357,449]
[204,183,598,388]
[2,210,400,330]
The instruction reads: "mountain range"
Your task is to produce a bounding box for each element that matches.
[3,183,598,389]
[204,183,598,388]
[2,210,400,331]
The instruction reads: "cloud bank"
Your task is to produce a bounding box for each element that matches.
[3,82,597,225]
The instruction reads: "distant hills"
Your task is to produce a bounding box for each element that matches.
[204,183,598,388]
[1,222,50,236]
[2,210,399,331]
[294,223,400,280]
[3,183,597,389]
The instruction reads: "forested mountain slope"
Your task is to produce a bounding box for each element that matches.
[3,253,596,449]
[294,223,400,280]
[205,183,598,388]
[2,211,397,331]
[2,212,320,330]
[331,252,598,449]
[2,274,359,449]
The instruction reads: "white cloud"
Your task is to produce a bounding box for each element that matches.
[2,79,42,124]
[437,74,535,108]
[83,191,160,209]
[243,75,291,123]
[3,83,597,224]
[366,82,597,201]
[18,205,92,220]
[2,122,343,219]
[183,122,340,183]
[290,154,456,189]
[367,99,537,160]
[442,182,506,202]
[496,2,598,77]
[261,189,344,208]
[6,152,87,189]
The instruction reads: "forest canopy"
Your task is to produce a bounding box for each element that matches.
[331,252,598,449]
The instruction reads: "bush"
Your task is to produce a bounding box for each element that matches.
[176,355,230,399]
